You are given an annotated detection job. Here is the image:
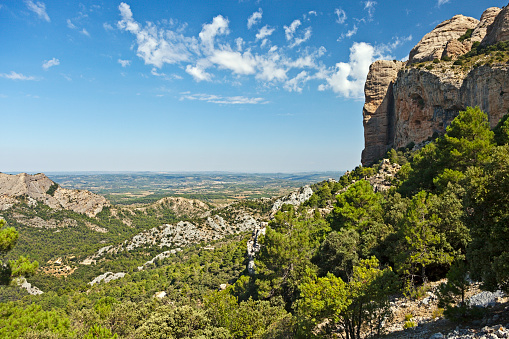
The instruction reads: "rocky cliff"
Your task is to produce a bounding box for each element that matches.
[0,172,108,217]
[362,4,509,166]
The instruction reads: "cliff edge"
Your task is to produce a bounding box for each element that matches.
[362,4,509,166]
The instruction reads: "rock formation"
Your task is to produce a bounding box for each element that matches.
[0,172,108,217]
[271,185,313,213]
[472,7,502,42]
[362,60,404,165]
[481,5,509,46]
[408,15,479,64]
[361,4,509,166]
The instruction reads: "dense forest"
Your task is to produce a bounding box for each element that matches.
[1,106,508,338]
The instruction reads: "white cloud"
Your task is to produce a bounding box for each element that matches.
[0,71,37,81]
[284,20,311,48]
[185,62,212,82]
[199,15,229,52]
[180,93,267,105]
[81,28,90,37]
[284,71,308,93]
[235,37,244,51]
[42,58,60,70]
[117,4,327,90]
[284,20,301,40]
[103,22,114,31]
[67,19,77,29]
[118,59,131,67]
[437,0,450,6]
[335,8,347,24]
[209,50,256,75]
[256,25,275,40]
[117,2,194,68]
[308,11,317,16]
[337,25,358,41]
[320,42,389,98]
[364,1,377,20]
[247,8,262,29]
[25,1,50,22]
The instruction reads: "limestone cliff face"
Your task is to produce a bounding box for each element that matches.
[361,4,509,166]
[392,65,509,150]
[361,60,404,166]
[0,172,108,217]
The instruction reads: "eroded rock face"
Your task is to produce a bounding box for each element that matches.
[472,7,502,42]
[394,65,509,149]
[361,4,509,166]
[441,39,472,59]
[362,60,404,165]
[408,15,479,64]
[362,64,509,165]
[0,173,108,217]
[482,5,509,46]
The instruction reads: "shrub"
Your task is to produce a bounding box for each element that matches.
[441,55,452,62]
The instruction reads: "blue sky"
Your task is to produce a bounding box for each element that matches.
[1,0,506,172]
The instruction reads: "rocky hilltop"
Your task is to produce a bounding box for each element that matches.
[0,172,108,217]
[362,4,509,165]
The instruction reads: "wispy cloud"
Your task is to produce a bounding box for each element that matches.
[81,28,90,37]
[42,58,60,70]
[247,8,262,29]
[284,19,312,48]
[117,3,194,68]
[0,71,38,81]
[335,8,347,24]
[284,20,301,41]
[338,25,358,41]
[364,1,377,21]
[437,0,451,6]
[118,59,131,67]
[180,92,268,105]
[117,3,348,97]
[67,19,76,29]
[103,22,114,31]
[25,1,50,22]
[256,25,275,40]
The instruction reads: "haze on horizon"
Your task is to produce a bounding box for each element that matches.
[1,0,505,173]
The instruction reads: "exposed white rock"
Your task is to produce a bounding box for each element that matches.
[138,249,182,271]
[271,185,313,213]
[89,272,126,285]
[247,222,267,275]
[154,291,166,299]
[15,277,43,295]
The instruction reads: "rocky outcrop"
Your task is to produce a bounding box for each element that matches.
[81,210,263,264]
[150,196,210,218]
[271,185,313,213]
[408,15,479,64]
[472,7,502,42]
[0,173,108,217]
[367,159,401,192]
[15,277,43,295]
[362,60,404,165]
[441,39,472,59]
[361,4,509,166]
[89,272,126,285]
[481,5,509,46]
[247,223,267,275]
